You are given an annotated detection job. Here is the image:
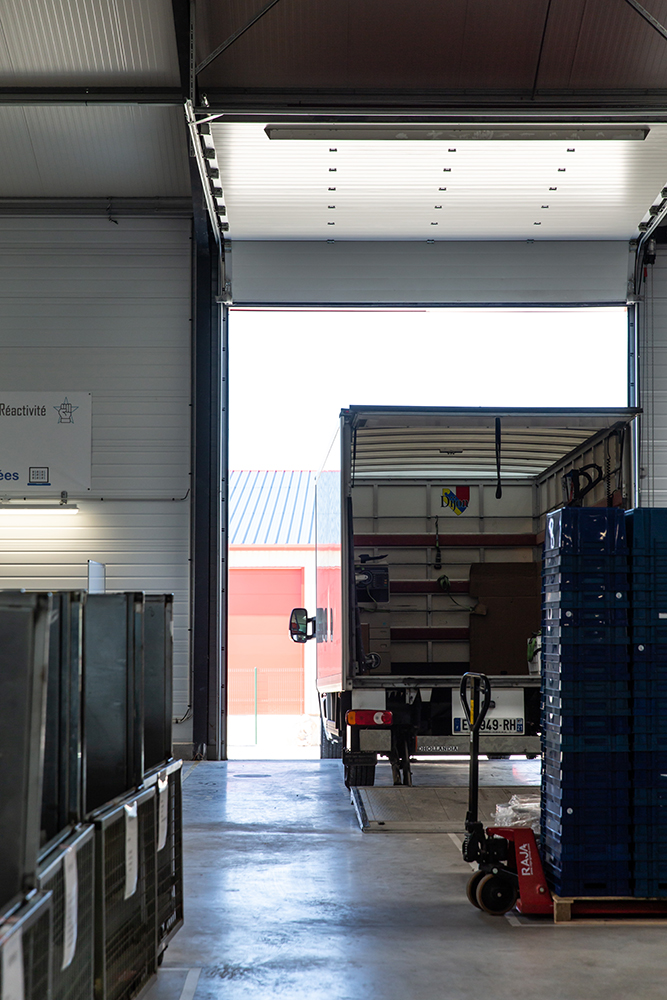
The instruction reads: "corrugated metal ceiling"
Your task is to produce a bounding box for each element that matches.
[229,470,316,546]
[0,105,190,197]
[211,121,667,240]
[0,0,180,86]
[197,0,667,96]
[349,408,638,478]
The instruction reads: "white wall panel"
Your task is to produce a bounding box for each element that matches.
[230,239,630,305]
[0,217,192,718]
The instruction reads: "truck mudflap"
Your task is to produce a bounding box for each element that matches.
[343,750,377,788]
[416,735,541,756]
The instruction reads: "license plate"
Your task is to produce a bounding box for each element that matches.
[452,689,525,735]
[452,716,524,734]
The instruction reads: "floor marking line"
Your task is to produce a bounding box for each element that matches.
[505,913,521,927]
[182,762,202,783]
[447,832,477,870]
[178,968,201,1000]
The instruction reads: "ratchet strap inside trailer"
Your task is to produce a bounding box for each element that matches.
[495,417,502,499]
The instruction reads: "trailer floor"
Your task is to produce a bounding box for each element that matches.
[144,759,667,1000]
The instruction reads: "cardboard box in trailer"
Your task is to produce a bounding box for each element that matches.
[290,406,639,787]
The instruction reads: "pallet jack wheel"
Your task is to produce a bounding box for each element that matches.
[475,873,518,915]
[466,871,486,909]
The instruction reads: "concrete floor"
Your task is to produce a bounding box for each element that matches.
[146,759,667,1000]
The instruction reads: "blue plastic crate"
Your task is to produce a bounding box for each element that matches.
[543,570,628,591]
[547,876,632,897]
[625,508,667,548]
[542,747,631,771]
[630,571,667,589]
[542,783,630,810]
[633,750,667,767]
[629,554,667,572]
[543,693,631,716]
[630,591,667,610]
[633,716,667,736]
[542,674,631,698]
[543,713,631,735]
[542,802,632,829]
[632,678,667,697]
[542,645,630,664]
[633,878,667,898]
[632,769,667,791]
[631,607,667,624]
[633,786,667,803]
[543,624,629,645]
[632,842,667,863]
[633,733,667,751]
[632,863,667,881]
[543,592,629,611]
[632,824,667,840]
[630,663,667,682]
[631,626,667,644]
[542,730,631,752]
[545,507,628,554]
[542,839,631,863]
[543,765,631,790]
[544,553,630,574]
[543,606,628,626]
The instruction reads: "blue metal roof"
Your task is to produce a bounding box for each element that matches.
[229,471,316,546]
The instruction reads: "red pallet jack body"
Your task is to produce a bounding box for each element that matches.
[484,826,553,915]
[460,672,553,916]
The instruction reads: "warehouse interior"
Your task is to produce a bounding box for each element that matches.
[3,1,667,998]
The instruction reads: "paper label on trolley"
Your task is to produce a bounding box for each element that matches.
[62,845,79,970]
[157,772,169,852]
[2,926,24,1000]
[124,802,139,900]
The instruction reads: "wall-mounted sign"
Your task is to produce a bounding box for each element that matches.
[0,392,92,494]
[441,486,470,516]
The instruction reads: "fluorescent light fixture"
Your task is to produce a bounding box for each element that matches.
[265,125,649,141]
[0,504,78,514]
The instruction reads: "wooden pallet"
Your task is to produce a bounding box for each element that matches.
[552,894,667,923]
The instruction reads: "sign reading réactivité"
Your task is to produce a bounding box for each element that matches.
[0,392,92,494]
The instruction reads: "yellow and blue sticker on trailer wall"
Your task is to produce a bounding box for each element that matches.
[441,486,470,516]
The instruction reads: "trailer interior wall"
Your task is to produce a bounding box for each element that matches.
[229,241,630,305]
[0,216,192,736]
[640,248,667,507]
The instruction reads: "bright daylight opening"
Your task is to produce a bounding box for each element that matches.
[227,306,629,759]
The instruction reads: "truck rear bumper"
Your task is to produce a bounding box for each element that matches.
[415,735,541,755]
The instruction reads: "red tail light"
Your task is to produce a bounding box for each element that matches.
[346,710,393,726]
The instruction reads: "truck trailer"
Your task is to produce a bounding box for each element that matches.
[290,406,638,787]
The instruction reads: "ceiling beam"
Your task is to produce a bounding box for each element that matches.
[0,87,183,105]
[0,198,193,216]
[195,0,285,75]
[197,90,667,121]
[622,0,667,42]
[171,0,193,98]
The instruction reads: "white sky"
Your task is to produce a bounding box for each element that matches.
[229,307,629,470]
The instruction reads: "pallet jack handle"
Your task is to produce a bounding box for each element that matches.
[460,672,492,829]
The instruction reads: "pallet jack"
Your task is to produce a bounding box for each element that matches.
[460,672,553,916]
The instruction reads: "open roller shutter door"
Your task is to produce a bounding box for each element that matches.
[229,240,630,306]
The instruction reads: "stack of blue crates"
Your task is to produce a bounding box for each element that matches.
[626,508,667,898]
[541,507,632,897]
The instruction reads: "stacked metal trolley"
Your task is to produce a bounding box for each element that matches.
[540,508,633,897]
[0,589,183,1000]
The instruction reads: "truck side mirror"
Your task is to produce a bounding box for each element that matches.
[289,608,316,643]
